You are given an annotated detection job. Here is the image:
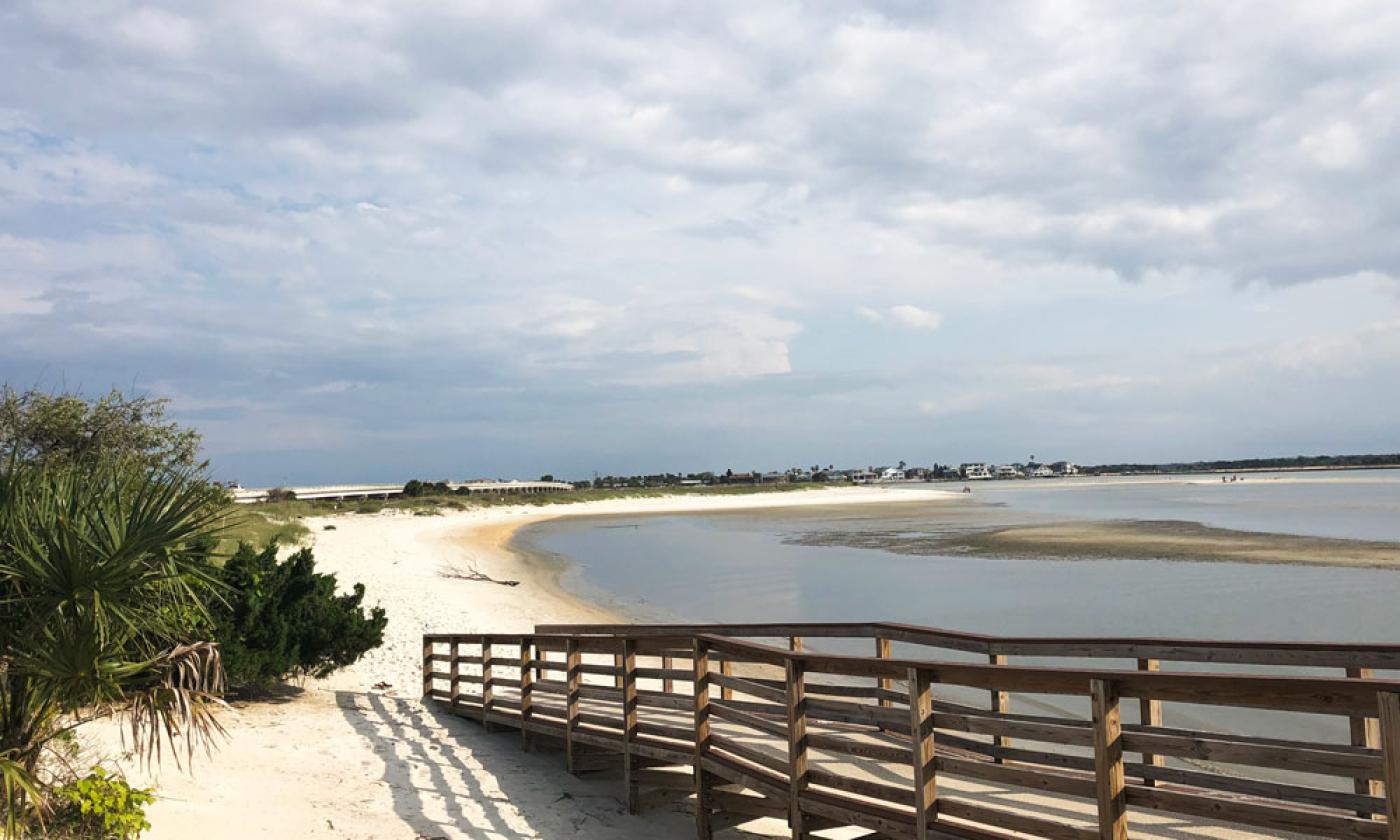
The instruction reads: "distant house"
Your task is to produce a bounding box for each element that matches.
[724,472,757,484]
[1051,461,1079,476]
[850,469,877,483]
[880,467,906,481]
[994,464,1023,479]
[790,470,814,483]
[1030,465,1055,478]
[961,463,992,480]
[822,470,848,483]
[760,472,789,484]
[679,479,704,486]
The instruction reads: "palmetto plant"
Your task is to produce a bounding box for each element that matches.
[0,462,230,833]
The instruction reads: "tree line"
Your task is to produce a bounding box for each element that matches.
[1083,453,1400,474]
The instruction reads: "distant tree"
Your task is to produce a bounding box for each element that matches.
[898,460,907,470]
[540,474,555,482]
[402,479,424,497]
[0,386,202,471]
[265,486,298,503]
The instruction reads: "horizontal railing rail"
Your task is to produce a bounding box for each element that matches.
[424,624,1400,840]
[535,621,1400,668]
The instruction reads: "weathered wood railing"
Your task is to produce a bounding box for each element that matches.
[423,623,1400,839]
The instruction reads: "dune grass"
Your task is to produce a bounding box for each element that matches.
[216,507,312,555]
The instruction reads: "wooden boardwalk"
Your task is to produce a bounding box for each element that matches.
[422,622,1400,839]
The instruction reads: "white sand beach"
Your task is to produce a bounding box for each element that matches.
[104,486,955,839]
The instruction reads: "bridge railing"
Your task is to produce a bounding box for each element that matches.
[424,624,1400,839]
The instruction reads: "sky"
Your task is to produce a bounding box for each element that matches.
[2,1,1399,485]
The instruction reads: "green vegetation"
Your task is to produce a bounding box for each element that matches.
[49,768,154,839]
[0,462,227,835]
[0,386,391,836]
[0,387,201,471]
[211,543,387,690]
[217,508,311,555]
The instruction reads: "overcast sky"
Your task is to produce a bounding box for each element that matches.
[3,2,1399,484]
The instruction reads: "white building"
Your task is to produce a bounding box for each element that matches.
[994,464,1023,479]
[880,467,906,481]
[1031,465,1055,478]
[1052,461,1079,476]
[961,463,992,480]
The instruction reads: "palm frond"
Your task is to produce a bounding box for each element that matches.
[122,642,228,769]
[0,749,46,838]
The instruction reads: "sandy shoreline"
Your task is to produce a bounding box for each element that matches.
[102,485,953,839]
[953,519,1400,567]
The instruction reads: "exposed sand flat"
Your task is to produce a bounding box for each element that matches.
[951,519,1400,568]
[99,486,954,839]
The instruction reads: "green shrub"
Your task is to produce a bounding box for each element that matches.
[212,544,387,688]
[51,768,154,839]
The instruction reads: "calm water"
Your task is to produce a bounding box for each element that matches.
[521,471,1400,640]
[516,471,1400,749]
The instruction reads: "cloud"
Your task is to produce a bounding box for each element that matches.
[857,304,943,330]
[1300,122,1365,170]
[1,2,1400,480]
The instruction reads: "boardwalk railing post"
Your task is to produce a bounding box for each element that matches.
[1351,668,1384,817]
[789,635,803,653]
[614,652,625,689]
[1379,691,1400,839]
[565,638,581,774]
[720,657,733,701]
[876,636,892,709]
[622,638,639,814]
[422,637,433,699]
[663,653,675,694]
[519,636,534,751]
[989,650,1010,761]
[1091,678,1129,840]
[449,636,462,707]
[786,655,810,839]
[1137,658,1163,785]
[693,639,714,840]
[908,666,937,839]
[482,636,495,729]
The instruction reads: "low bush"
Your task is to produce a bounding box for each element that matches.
[49,768,154,839]
[211,543,387,689]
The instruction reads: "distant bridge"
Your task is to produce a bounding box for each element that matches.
[229,480,575,504]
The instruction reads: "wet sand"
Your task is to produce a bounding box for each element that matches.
[932,519,1400,568]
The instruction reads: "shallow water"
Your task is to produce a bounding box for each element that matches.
[523,503,1400,642]
[967,470,1400,542]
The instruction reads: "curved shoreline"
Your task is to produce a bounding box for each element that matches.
[443,484,961,628]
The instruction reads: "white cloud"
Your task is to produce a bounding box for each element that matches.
[858,304,943,330]
[887,305,942,330]
[1300,122,1365,170]
[2,2,1400,478]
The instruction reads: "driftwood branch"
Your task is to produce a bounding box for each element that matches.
[439,562,520,587]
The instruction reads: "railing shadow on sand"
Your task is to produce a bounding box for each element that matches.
[336,687,701,839]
